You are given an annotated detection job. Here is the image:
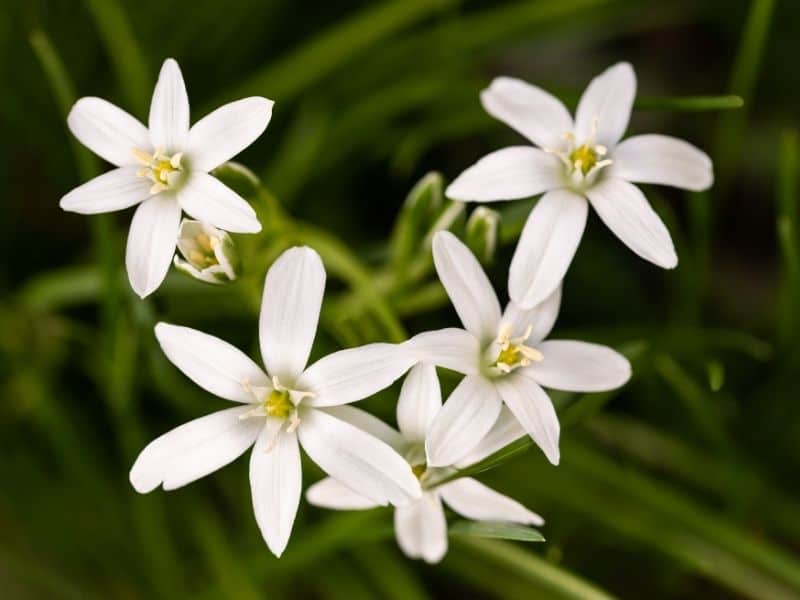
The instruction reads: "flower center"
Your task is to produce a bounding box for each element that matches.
[543,118,613,190]
[411,462,427,480]
[238,375,313,429]
[569,144,600,175]
[132,147,186,194]
[489,324,543,375]
[264,389,293,418]
[188,233,220,268]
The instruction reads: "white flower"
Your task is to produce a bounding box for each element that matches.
[447,62,714,308]
[129,247,420,557]
[173,219,240,284]
[60,58,272,298]
[406,231,631,466]
[306,363,542,564]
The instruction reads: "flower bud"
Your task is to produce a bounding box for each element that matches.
[173,220,241,284]
[465,207,500,264]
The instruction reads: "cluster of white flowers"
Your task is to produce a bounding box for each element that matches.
[61,59,712,561]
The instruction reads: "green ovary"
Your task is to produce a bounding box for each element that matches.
[265,389,293,418]
[569,144,598,175]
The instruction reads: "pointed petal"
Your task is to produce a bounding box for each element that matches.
[394,493,448,564]
[574,62,636,149]
[154,322,269,402]
[439,477,543,526]
[149,58,190,152]
[322,405,406,452]
[525,340,631,392]
[480,76,573,150]
[67,97,150,166]
[177,172,261,233]
[129,405,261,493]
[298,408,421,506]
[432,231,501,343]
[586,177,677,268]
[501,286,562,346]
[425,375,502,468]
[609,134,714,191]
[494,374,560,465]
[59,167,148,214]
[125,195,181,298]
[186,97,274,172]
[397,363,442,442]
[445,147,562,202]
[250,419,301,557]
[455,406,526,468]
[405,329,481,376]
[300,344,413,408]
[306,477,381,510]
[259,246,325,382]
[508,190,587,309]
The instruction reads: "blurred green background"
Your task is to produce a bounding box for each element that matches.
[2,0,799,598]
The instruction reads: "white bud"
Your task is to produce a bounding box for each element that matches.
[173,220,241,284]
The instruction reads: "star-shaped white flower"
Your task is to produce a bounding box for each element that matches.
[406,231,631,466]
[306,363,542,564]
[130,247,421,557]
[447,62,714,308]
[60,58,272,298]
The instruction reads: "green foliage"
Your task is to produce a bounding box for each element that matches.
[2,0,798,598]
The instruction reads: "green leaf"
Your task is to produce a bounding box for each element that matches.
[450,521,545,543]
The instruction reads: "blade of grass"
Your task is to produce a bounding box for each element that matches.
[454,537,615,600]
[81,0,150,115]
[220,0,458,106]
[776,130,799,346]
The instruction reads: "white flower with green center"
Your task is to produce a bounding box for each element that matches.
[173,219,240,284]
[306,363,542,564]
[59,58,271,298]
[406,231,631,466]
[447,62,714,309]
[129,247,420,557]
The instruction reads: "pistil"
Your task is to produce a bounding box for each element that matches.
[132,147,185,194]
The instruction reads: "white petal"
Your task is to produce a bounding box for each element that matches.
[186,97,274,172]
[67,97,151,166]
[525,340,631,392]
[405,329,481,375]
[394,493,448,564]
[480,76,573,150]
[129,405,261,493]
[439,477,543,526]
[455,406,526,468]
[300,344,413,408]
[59,167,148,214]
[609,134,714,191]
[125,195,181,298]
[425,375,502,468]
[322,405,406,451]
[298,408,421,506]
[586,177,677,268]
[148,58,189,152]
[250,419,301,557]
[177,172,261,233]
[259,246,325,383]
[494,374,560,465]
[500,287,562,346]
[508,189,588,309]
[397,363,442,442]
[574,62,636,149]
[306,477,381,510]
[154,322,269,403]
[432,231,501,343]
[445,146,563,202]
